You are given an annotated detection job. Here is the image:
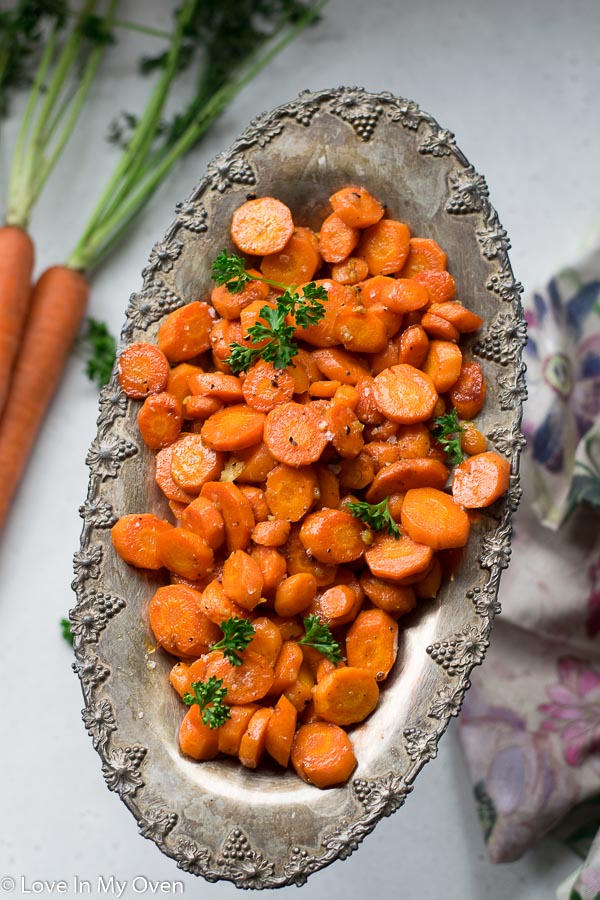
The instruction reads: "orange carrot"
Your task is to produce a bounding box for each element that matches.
[291,722,357,788]
[265,694,298,767]
[239,707,274,768]
[401,237,447,277]
[401,487,471,549]
[373,364,438,424]
[346,609,399,681]
[112,513,173,569]
[265,463,318,521]
[179,705,220,760]
[330,256,369,285]
[329,185,384,229]
[318,213,359,263]
[451,451,510,508]
[312,666,379,725]
[149,584,220,658]
[137,392,183,449]
[201,404,266,452]
[365,457,449,503]
[231,197,294,256]
[251,517,291,547]
[448,361,487,419]
[422,340,463,393]
[261,226,320,286]
[157,301,213,362]
[119,341,170,399]
[264,401,328,466]
[275,572,317,617]
[358,219,410,275]
[365,533,433,583]
[0,226,34,414]
[241,359,295,412]
[398,324,429,368]
[300,508,369,564]
[222,549,264,610]
[359,572,417,618]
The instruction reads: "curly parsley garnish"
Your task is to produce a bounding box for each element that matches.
[432,407,465,466]
[211,616,255,667]
[298,614,344,665]
[183,676,231,729]
[346,497,401,539]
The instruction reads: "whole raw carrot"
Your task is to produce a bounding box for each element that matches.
[0,265,89,531]
[0,226,34,414]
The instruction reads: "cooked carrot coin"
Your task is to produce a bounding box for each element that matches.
[358,219,410,276]
[201,404,266,452]
[359,572,417,618]
[179,495,225,550]
[261,226,320,286]
[118,342,169,399]
[421,311,460,342]
[373,364,438,424]
[265,694,298,767]
[398,324,429,368]
[330,256,369,285]
[149,584,220,658]
[461,425,487,456]
[334,308,389,354]
[428,300,483,333]
[187,372,244,403]
[170,433,225,492]
[365,533,433,583]
[415,555,443,599]
[448,361,487,419]
[346,609,399,681]
[218,704,259,756]
[265,463,318,521]
[183,395,223,421]
[401,487,470,550]
[401,237,447,277]
[250,545,288,595]
[231,197,294,256]
[383,277,429,314]
[292,279,355,347]
[200,481,255,552]
[329,185,384,229]
[170,658,208,699]
[270,640,304,694]
[311,347,369,385]
[286,524,338,587]
[222,549,264,611]
[211,272,269,320]
[247,617,283,666]
[233,441,277,483]
[241,359,295,412]
[413,269,457,304]
[155,445,195,504]
[137,391,183,449]
[251,518,291,547]
[204,650,274,704]
[275,572,317,617]
[179,705,220,761]
[111,513,172,569]
[300,508,369,564]
[312,666,379,725]
[365,458,449,503]
[264,401,328,467]
[319,213,359,263]
[451,451,510,508]
[237,484,269,523]
[167,363,204,404]
[200,579,250,625]
[291,722,356,788]
[424,341,464,393]
[239,707,274,769]
[307,583,356,625]
[156,527,214,580]
[157,301,213,362]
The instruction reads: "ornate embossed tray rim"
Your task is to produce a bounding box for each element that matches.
[71,87,526,889]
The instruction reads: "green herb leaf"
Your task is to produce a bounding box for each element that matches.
[346,497,401,539]
[211,617,255,667]
[81,317,116,388]
[298,614,344,665]
[183,676,231,729]
[432,407,465,466]
[60,616,74,646]
[211,249,252,293]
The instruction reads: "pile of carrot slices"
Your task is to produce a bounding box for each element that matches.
[112,185,510,789]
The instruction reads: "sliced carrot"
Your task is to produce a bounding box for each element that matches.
[461,425,487,456]
[210,317,243,369]
[300,508,369,564]
[251,518,291,547]
[247,617,283,666]
[292,279,355,347]
[264,401,328,467]
[309,379,341,398]
[422,340,463,393]
[312,667,379,725]
[265,463,318,522]
[311,347,369,385]
[291,722,356,787]
[415,555,443,599]
[359,572,417,618]
[346,609,399,681]
[239,707,274,769]
[401,487,470,549]
[363,440,403,469]
[365,533,433,583]
[355,375,384,425]
[179,705,220,760]
[286,524,338,587]
[373,364,438,424]
[383,278,429,313]
[179,495,225,550]
[307,584,356,626]
[157,301,213,362]
[149,584,220,658]
[231,197,294,255]
[222,549,264,610]
[398,324,429,368]
[428,301,483,333]
[329,185,384,229]
[269,640,304,694]
[275,572,317,617]
[358,219,410,275]
[261,226,320,286]
[330,256,369,284]
[334,308,389,354]
[232,441,277,483]
[218,704,259,756]
[183,394,224,421]
[155,445,195,504]
[319,213,359,263]
[412,269,457,304]
[205,650,274,704]
[272,614,304,642]
[137,391,183,449]
[211,271,269,320]
[188,372,244,403]
[287,356,310,394]
[156,527,214,580]
[170,433,225,492]
[332,384,360,410]
[265,694,298,767]
[448,361,487,419]
[395,423,432,458]
[338,452,376,490]
[200,579,251,625]
[111,513,172,569]
[237,484,269,523]
[170,658,208,699]
[118,341,169,399]
[369,337,400,376]
[401,237,447,277]
[451,451,510,508]
[239,297,277,347]
[314,464,341,509]
[200,481,255,551]
[420,311,460,342]
[201,404,266,452]
[241,359,295,412]
[167,362,204,403]
[324,403,364,459]
[249,544,288,596]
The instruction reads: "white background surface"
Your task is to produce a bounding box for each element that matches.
[1,0,599,897]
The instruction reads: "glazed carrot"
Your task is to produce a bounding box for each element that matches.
[275,573,317,617]
[211,270,269,320]
[237,484,269,522]
[319,213,359,263]
[179,705,220,761]
[451,451,510,508]
[250,545,288,595]
[232,441,277,483]
[311,347,369,385]
[241,359,295,412]
[200,481,255,551]
[307,584,356,626]
[264,401,328,467]
[170,658,208,699]
[222,549,264,611]
[373,364,438,424]
[299,508,369,564]
[461,425,487,456]
[137,392,183,449]
[251,518,291,547]
[118,342,171,400]
[156,527,214,580]
[201,404,266,452]
[167,363,204,403]
[398,324,429,368]
[401,487,470,550]
[157,301,213,362]
[383,278,429,313]
[412,269,456,304]
[273,615,304,642]
[332,384,360,410]
[261,226,320,286]
[369,338,400,376]
[428,301,483,333]
[183,395,224,421]
[188,372,244,403]
[401,237,447,277]
[210,317,243,370]
[265,463,318,522]
[422,340,463,393]
[218,704,259,756]
[315,464,341,509]
[231,197,294,255]
[247,617,283,666]
[287,356,310,394]
[359,572,417,618]
[286,524,338,587]
[415,555,443,599]
[355,376,384,425]
[324,404,364,459]
[149,584,220,658]
[308,380,341,399]
[338,452,376,490]
[330,256,369,285]
[292,279,355,347]
[329,185,384,229]
[363,441,403,469]
[291,722,356,787]
[179,495,225,550]
[269,640,304,694]
[420,311,460,342]
[204,650,275,704]
[395,423,432,459]
[312,667,379,725]
[346,609,399,681]
[155,446,196,504]
[448,361,487,419]
[265,694,298,767]
[334,308,389,354]
[239,707,274,769]
[112,513,173,569]
[200,579,250,625]
[0,226,34,414]
[170,434,225,492]
[358,219,410,276]
[365,533,433,583]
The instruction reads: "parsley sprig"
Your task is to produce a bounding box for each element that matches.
[60,616,74,646]
[298,615,344,665]
[183,676,231,729]
[346,497,401,539]
[211,617,255,667]
[432,408,465,466]
[211,250,327,374]
[80,317,116,388]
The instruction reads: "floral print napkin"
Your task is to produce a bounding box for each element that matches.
[458,248,600,900]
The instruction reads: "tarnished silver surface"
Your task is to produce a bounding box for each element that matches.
[71,87,526,888]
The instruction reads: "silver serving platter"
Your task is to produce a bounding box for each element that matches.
[71,87,526,888]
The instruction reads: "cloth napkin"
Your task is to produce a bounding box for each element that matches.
[457,249,600,900]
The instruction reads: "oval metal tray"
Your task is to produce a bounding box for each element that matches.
[71,87,526,888]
